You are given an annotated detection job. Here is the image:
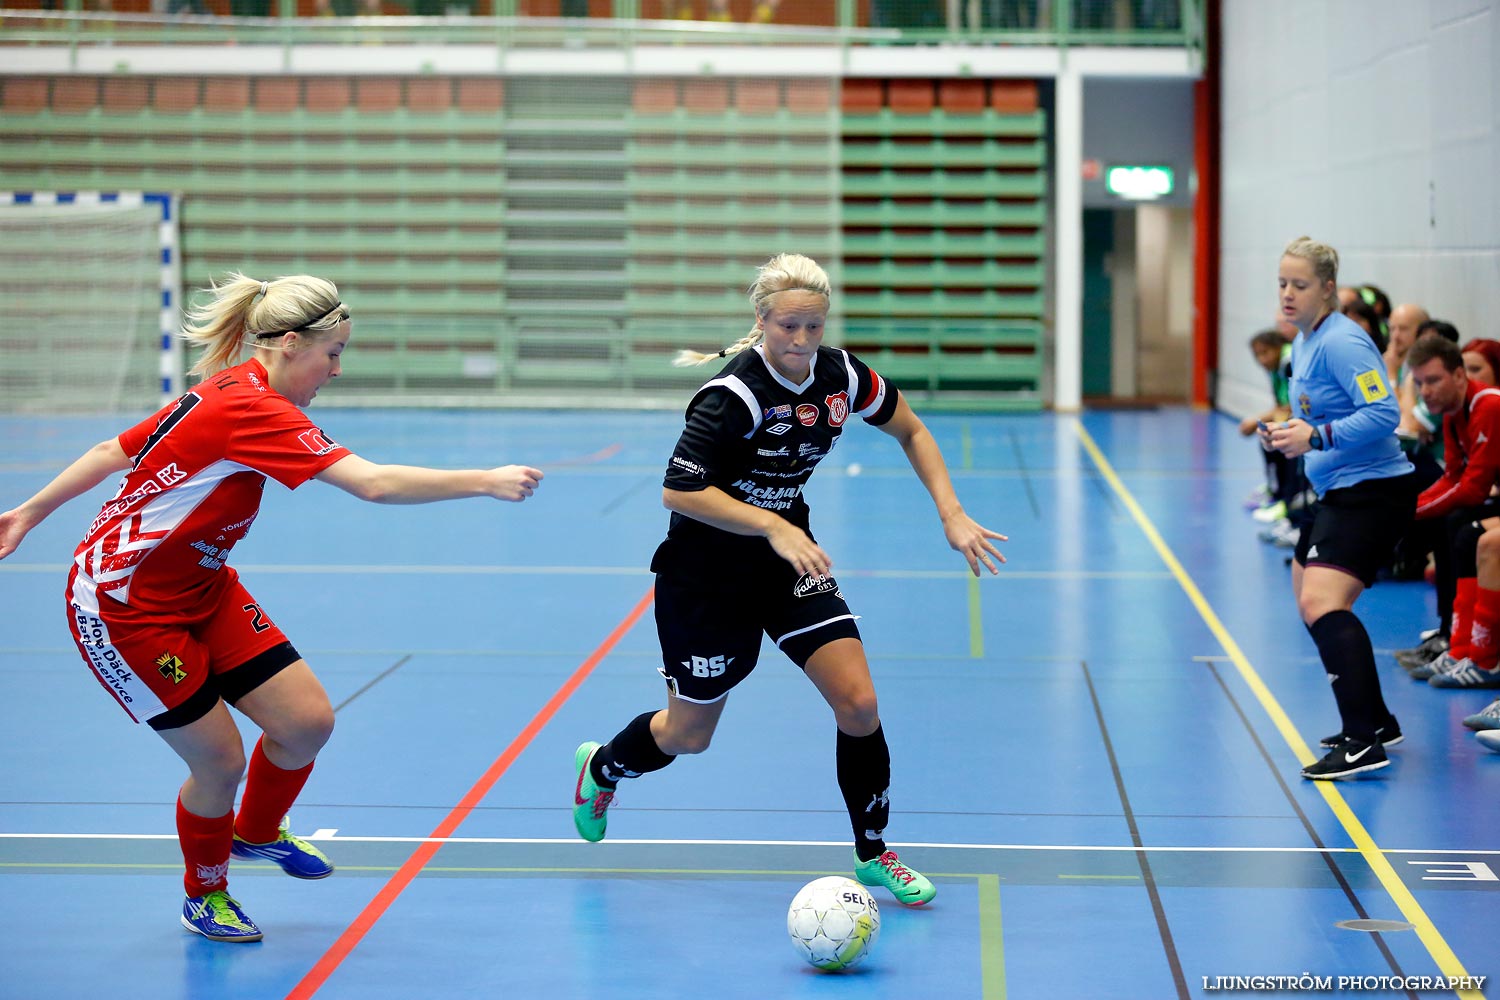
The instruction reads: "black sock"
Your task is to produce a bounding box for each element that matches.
[837,726,891,863]
[1308,610,1386,743]
[591,711,675,788]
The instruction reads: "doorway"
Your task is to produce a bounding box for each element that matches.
[1080,203,1194,404]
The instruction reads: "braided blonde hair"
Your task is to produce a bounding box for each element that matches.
[673,253,832,368]
[183,272,348,377]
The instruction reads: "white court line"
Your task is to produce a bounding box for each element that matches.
[2,832,1496,854]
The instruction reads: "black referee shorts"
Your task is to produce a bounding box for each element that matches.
[1296,471,1419,586]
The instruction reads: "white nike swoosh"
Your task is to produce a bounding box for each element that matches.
[1344,746,1370,763]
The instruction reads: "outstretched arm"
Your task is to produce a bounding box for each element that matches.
[315,454,543,504]
[874,395,1007,576]
[0,438,132,560]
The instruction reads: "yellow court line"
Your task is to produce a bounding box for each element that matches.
[1073,420,1482,999]
[977,874,1006,1000]
[958,415,983,661]
[969,574,985,659]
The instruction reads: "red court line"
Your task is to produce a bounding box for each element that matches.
[544,442,623,467]
[285,585,656,1000]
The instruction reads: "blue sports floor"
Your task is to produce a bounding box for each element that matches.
[0,407,1494,999]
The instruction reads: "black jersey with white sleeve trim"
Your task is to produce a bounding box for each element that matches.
[660,344,898,551]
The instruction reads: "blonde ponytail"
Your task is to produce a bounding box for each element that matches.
[183,272,347,377]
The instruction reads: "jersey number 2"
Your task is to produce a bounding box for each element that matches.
[242,603,272,633]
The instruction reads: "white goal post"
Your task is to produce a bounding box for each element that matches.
[0,191,181,414]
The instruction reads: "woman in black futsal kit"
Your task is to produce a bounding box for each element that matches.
[571,253,1006,905]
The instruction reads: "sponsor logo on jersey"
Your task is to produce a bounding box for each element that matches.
[825,391,849,427]
[793,573,840,598]
[766,422,792,436]
[189,539,227,571]
[799,443,822,456]
[732,481,803,502]
[731,480,804,511]
[671,455,707,478]
[756,446,790,458]
[298,428,340,456]
[155,651,188,684]
[89,479,164,536]
[221,514,258,533]
[796,404,819,426]
[764,404,793,419]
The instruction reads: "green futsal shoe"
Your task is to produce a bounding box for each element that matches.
[854,849,936,906]
[572,741,615,843]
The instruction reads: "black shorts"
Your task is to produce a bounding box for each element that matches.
[652,546,862,704]
[1296,471,1419,586]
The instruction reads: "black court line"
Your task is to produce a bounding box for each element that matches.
[232,655,413,789]
[601,475,655,515]
[1205,661,1418,999]
[1080,660,1190,1000]
[332,654,413,714]
[1081,461,1125,515]
[1006,427,1043,519]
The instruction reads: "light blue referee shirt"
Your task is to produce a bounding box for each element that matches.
[1289,310,1412,495]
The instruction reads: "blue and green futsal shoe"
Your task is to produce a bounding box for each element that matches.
[231,815,333,880]
[854,849,936,906]
[181,891,263,942]
[573,741,616,843]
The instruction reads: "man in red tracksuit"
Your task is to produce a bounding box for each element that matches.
[1404,335,1500,689]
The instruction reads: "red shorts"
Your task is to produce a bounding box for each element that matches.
[65,569,299,730]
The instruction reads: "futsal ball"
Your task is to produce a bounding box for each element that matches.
[786,876,880,971]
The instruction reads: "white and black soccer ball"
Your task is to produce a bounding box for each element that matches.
[786,876,880,971]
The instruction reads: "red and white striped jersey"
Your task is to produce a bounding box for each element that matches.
[72,358,350,619]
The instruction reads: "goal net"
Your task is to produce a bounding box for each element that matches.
[0,192,180,414]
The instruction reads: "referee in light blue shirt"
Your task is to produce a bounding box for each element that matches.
[1263,236,1417,781]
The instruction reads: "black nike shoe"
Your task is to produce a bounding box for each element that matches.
[1318,718,1404,750]
[1302,738,1390,780]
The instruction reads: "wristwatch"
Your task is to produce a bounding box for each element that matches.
[1308,426,1324,451]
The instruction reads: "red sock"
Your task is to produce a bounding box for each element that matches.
[1452,577,1478,660]
[1470,586,1500,671]
[178,797,234,898]
[234,736,315,845]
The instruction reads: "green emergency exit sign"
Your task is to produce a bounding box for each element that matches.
[1105,165,1174,200]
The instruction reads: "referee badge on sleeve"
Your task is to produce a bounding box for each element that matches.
[1355,369,1389,403]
